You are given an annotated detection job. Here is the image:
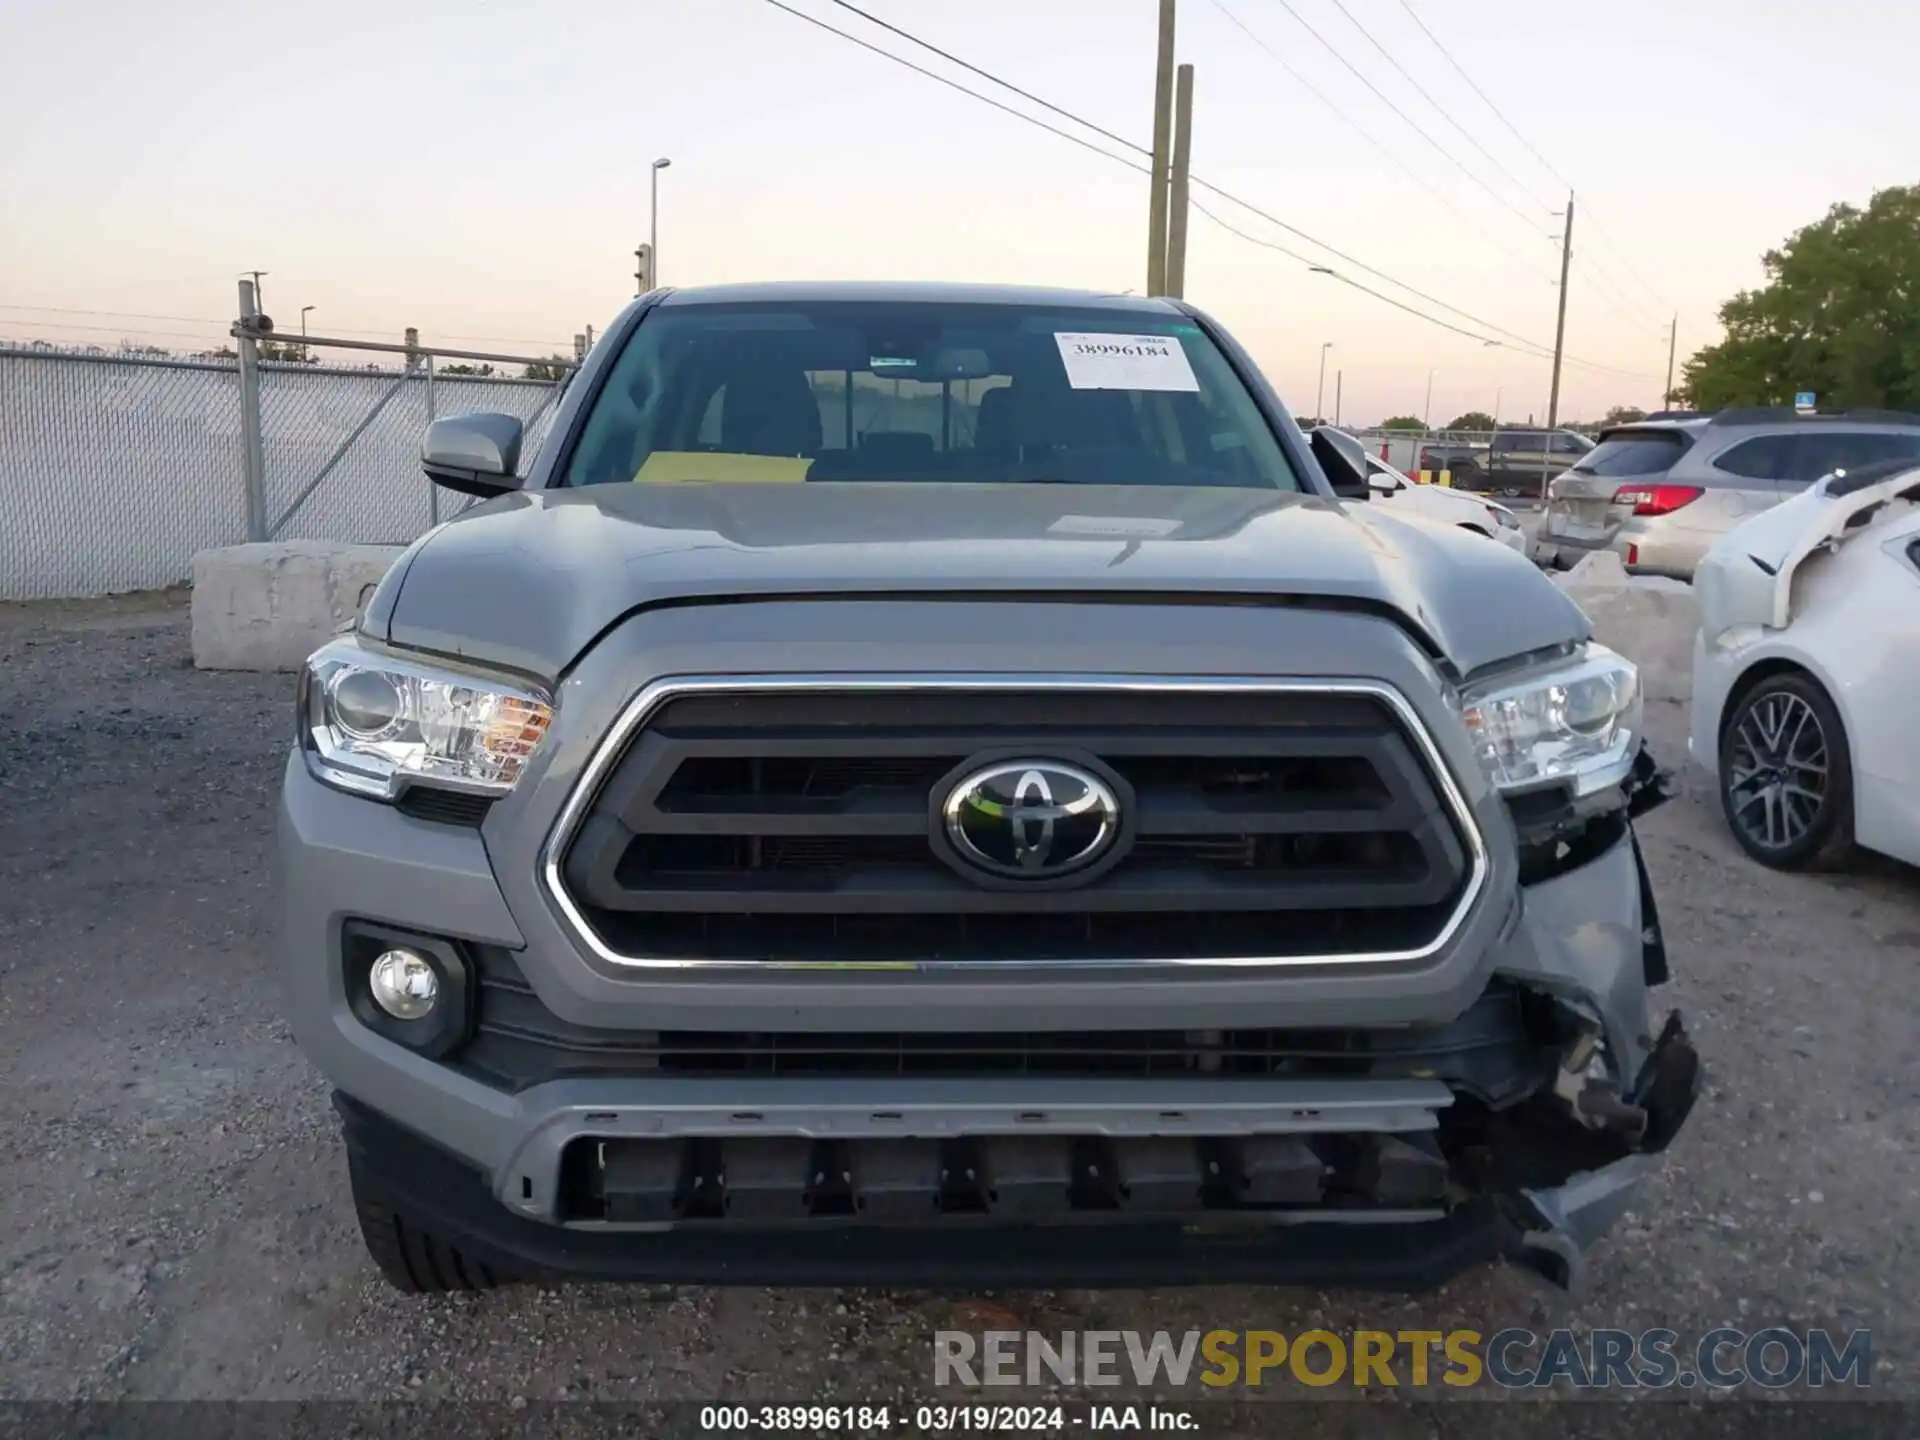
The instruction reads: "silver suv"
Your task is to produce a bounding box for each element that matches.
[1543,409,1920,579]
[279,281,1697,1295]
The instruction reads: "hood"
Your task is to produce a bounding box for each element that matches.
[376,482,1589,680]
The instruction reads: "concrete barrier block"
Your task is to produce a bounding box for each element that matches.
[191,541,405,671]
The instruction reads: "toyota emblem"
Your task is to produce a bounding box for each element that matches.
[940,759,1122,880]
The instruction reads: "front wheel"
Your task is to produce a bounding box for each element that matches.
[351,1154,519,1294]
[1718,672,1854,871]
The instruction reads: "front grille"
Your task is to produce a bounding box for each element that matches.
[554,685,1476,966]
[458,947,1549,1104]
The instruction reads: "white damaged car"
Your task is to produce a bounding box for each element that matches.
[1362,451,1529,554]
[1690,458,1920,870]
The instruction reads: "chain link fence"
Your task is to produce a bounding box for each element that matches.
[0,318,572,600]
[259,362,562,545]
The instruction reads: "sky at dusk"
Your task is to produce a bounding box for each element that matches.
[2,0,1913,427]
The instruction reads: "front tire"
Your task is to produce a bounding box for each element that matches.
[1718,672,1854,871]
[351,1154,517,1294]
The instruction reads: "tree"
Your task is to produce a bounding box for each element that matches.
[1378,415,1425,431]
[1295,415,1329,428]
[1444,411,1495,432]
[260,340,318,364]
[523,354,572,381]
[1601,405,1647,426]
[439,362,496,377]
[1680,184,1920,411]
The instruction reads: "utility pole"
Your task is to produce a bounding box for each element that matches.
[650,157,671,288]
[1164,63,1195,298]
[1145,0,1177,296]
[1664,313,1678,409]
[1316,342,1332,422]
[1545,193,1573,433]
[1334,369,1343,427]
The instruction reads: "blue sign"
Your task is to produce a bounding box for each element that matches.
[1794,391,1816,412]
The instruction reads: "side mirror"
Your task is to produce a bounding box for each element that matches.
[1310,425,1372,500]
[1367,469,1398,495]
[422,412,525,497]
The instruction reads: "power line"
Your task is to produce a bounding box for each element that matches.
[0,303,226,326]
[759,0,1149,175]
[0,319,233,343]
[822,0,1147,158]
[1261,0,1547,237]
[1205,0,1555,284]
[1221,0,1662,336]
[1190,200,1518,347]
[754,0,1661,379]
[1317,0,1669,334]
[1321,0,1553,213]
[773,1,1539,342]
[1390,0,1672,314]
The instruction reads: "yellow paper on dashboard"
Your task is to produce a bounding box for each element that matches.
[633,451,813,484]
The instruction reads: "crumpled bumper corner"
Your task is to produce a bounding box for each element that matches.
[1512,1010,1701,1293]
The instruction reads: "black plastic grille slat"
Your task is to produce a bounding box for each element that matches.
[558,688,1472,964]
[458,948,1545,1097]
[395,788,495,827]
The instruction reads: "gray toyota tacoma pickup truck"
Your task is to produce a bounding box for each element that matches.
[279,281,1698,1295]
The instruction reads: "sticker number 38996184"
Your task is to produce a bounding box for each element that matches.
[1053,332,1201,393]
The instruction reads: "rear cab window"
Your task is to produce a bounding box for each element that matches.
[1574,428,1692,477]
[561,299,1306,492]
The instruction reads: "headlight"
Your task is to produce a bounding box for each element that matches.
[299,636,552,800]
[1459,643,1641,796]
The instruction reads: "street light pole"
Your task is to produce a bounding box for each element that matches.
[650,157,672,288]
[1423,369,1436,432]
[1664,313,1678,409]
[1334,369,1343,427]
[300,305,314,362]
[1316,343,1332,422]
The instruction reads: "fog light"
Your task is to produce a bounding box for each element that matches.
[368,949,439,1020]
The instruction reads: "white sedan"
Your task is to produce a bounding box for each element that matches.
[1364,454,1528,554]
[1689,459,1920,870]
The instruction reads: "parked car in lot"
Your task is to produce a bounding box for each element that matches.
[1544,409,1920,580]
[1415,440,1489,488]
[1363,450,1527,553]
[1483,429,1594,497]
[1690,458,1920,870]
[280,280,1695,1297]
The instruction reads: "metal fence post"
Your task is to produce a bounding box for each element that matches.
[424,354,440,527]
[235,279,268,543]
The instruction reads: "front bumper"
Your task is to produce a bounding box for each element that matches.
[281,736,1696,1290]
[340,1000,1697,1292]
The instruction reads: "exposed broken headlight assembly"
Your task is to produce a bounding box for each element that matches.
[1460,643,1642,798]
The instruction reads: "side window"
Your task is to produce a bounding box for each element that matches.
[1713,435,1797,480]
[1792,431,1920,482]
[1551,432,1587,454]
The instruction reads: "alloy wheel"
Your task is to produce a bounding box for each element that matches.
[1725,690,1829,851]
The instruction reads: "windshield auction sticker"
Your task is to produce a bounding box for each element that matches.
[1054,332,1200,392]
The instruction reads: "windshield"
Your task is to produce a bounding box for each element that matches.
[1573,429,1691,477]
[561,300,1304,491]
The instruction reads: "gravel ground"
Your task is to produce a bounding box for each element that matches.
[2,590,1917,1429]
